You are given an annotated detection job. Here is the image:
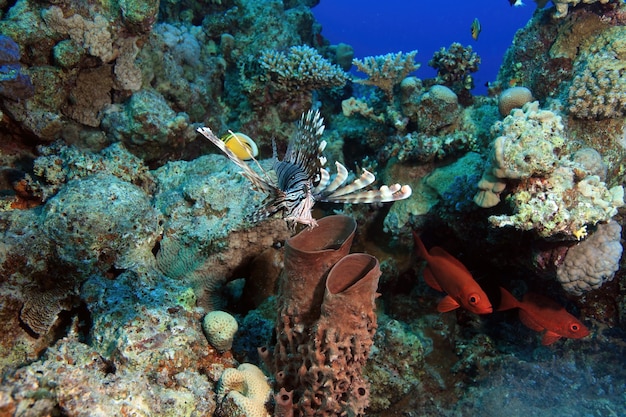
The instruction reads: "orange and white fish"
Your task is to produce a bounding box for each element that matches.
[498,287,590,345]
[413,233,493,315]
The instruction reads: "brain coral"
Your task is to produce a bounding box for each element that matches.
[498,86,533,117]
[568,26,626,119]
[556,220,623,295]
[202,310,238,353]
[216,364,271,417]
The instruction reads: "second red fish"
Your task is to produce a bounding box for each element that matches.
[413,232,493,315]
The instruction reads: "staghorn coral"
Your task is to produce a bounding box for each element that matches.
[568,26,626,119]
[556,219,623,295]
[353,50,419,100]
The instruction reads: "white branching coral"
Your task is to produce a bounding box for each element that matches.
[353,50,420,100]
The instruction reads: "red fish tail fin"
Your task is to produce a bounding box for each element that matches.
[497,287,521,311]
[412,231,429,260]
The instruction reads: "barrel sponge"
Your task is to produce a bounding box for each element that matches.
[498,86,533,117]
[216,364,271,417]
[556,220,623,295]
[202,310,238,353]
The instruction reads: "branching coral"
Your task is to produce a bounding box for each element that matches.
[429,43,480,94]
[259,45,347,98]
[353,50,419,100]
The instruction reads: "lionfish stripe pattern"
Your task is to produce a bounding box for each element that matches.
[197,109,412,228]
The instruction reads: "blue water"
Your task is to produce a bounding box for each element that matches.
[313,0,535,95]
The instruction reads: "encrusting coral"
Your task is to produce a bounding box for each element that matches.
[475,101,624,238]
[567,26,626,119]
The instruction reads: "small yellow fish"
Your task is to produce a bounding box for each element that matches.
[471,18,481,41]
[220,131,259,160]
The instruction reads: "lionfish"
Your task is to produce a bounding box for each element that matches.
[196,109,412,228]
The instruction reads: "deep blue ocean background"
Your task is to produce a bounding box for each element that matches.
[313,0,535,95]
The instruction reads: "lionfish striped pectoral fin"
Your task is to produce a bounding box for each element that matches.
[315,161,412,204]
[321,183,412,203]
[196,127,276,194]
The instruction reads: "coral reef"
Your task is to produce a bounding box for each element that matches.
[100,89,196,162]
[556,220,623,294]
[152,154,291,308]
[364,314,425,412]
[550,0,616,18]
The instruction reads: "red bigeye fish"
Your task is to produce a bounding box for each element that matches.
[498,287,590,345]
[413,232,493,315]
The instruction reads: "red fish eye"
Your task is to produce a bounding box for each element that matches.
[468,294,480,305]
[570,323,579,332]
